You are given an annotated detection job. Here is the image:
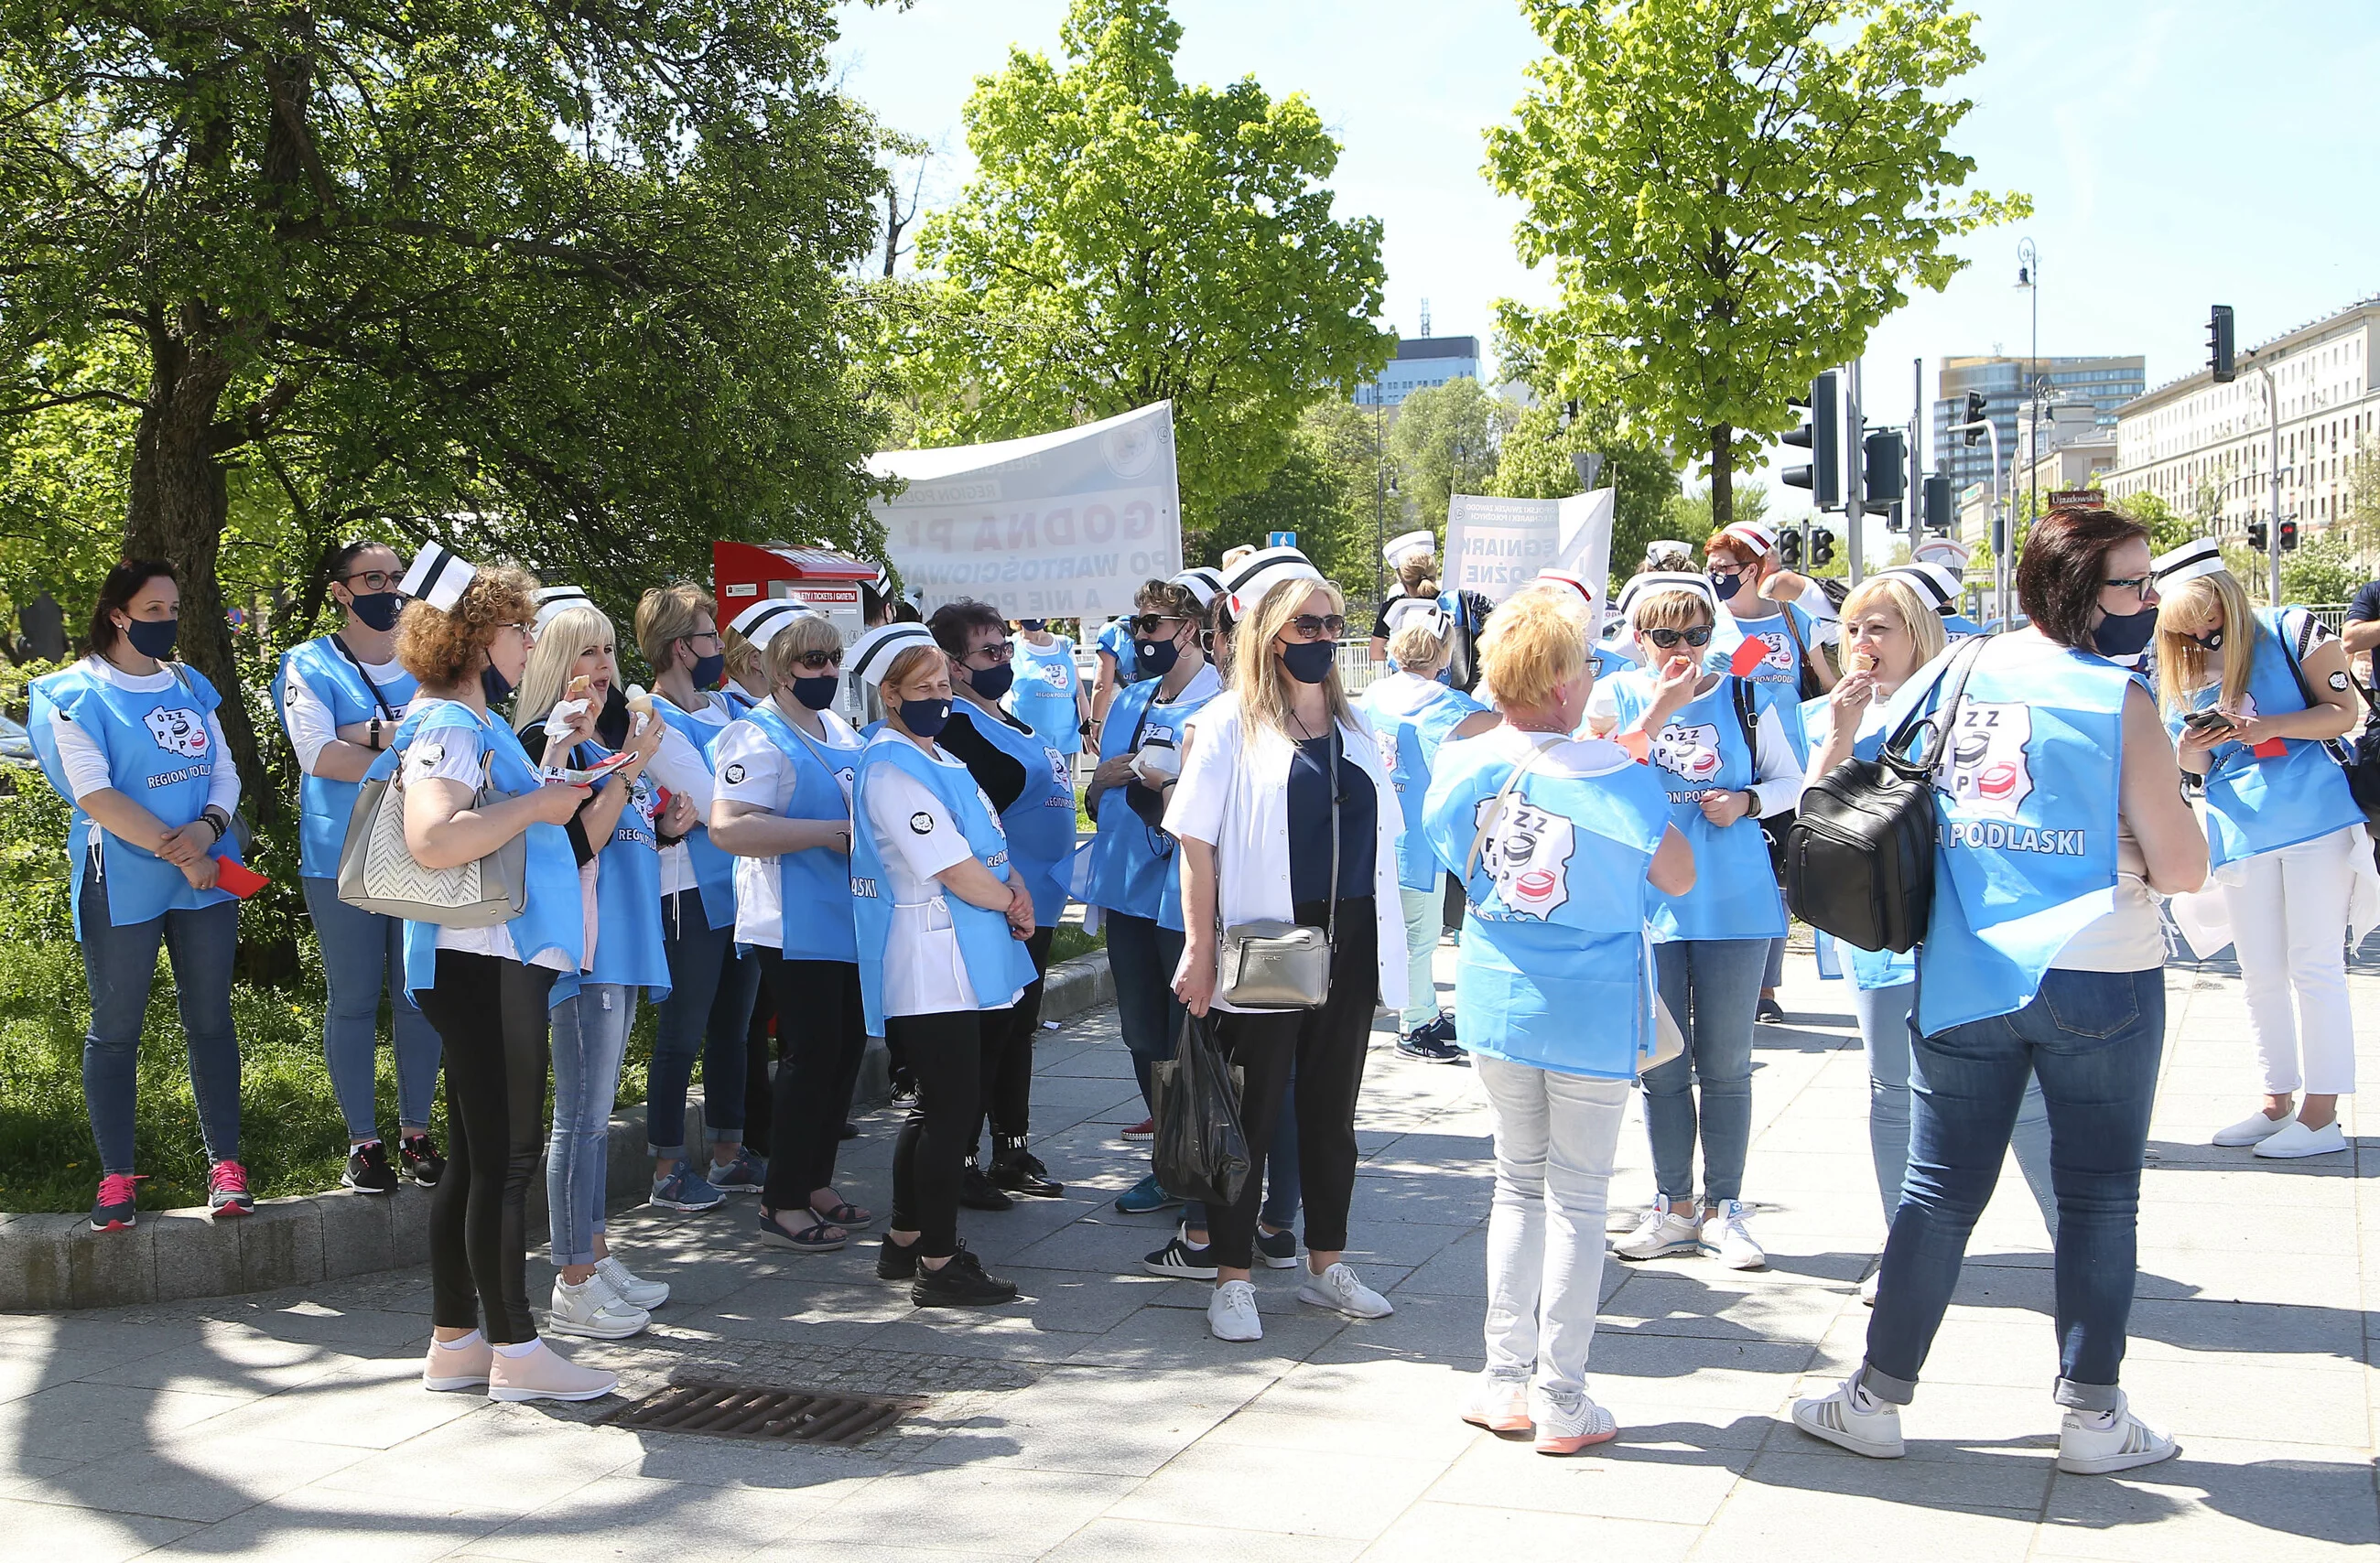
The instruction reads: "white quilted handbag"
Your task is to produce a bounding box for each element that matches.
[336,748,527,927]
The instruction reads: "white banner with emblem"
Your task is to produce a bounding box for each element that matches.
[1443,489,1617,604]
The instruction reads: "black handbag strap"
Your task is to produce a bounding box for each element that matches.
[328,632,400,720]
[1881,632,1995,778]
[2269,610,2365,764]
[1325,728,1340,947]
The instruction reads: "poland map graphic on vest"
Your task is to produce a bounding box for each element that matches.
[1472,793,1575,919]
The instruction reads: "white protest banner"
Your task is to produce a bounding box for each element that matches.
[868,403,1183,620]
[1444,488,1617,603]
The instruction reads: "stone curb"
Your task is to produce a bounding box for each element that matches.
[0,948,1112,1313]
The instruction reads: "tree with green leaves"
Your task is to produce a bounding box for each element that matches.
[1491,399,1684,593]
[1202,399,1387,607]
[1,0,893,793]
[890,0,1391,530]
[1484,0,2028,530]
[1385,377,1509,538]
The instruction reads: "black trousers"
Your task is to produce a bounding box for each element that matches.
[416,951,556,1344]
[977,925,1055,1149]
[1208,898,1377,1272]
[888,1008,1001,1257]
[741,976,779,1158]
[756,953,867,1210]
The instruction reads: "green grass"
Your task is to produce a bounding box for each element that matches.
[1048,922,1105,966]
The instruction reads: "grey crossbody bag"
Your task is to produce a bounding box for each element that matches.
[1217,729,1341,1009]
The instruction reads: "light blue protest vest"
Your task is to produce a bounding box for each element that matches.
[1879,636,2131,1034]
[652,694,740,930]
[1422,737,1671,1079]
[1359,671,1488,892]
[548,740,670,1003]
[1097,619,1144,684]
[372,700,583,995]
[849,737,1039,1036]
[1006,637,1084,757]
[948,702,1076,928]
[1592,644,1637,680]
[2170,607,2365,870]
[736,699,861,962]
[28,660,244,933]
[1084,669,1220,923]
[1800,692,1915,991]
[1604,669,1785,942]
[274,635,419,879]
[1943,613,1984,641]
[1710,600,1824,691]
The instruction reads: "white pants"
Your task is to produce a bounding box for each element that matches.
[1399,881,1443,1029]
[2222,825,2360,1095]
[1473,1054,1630,1401]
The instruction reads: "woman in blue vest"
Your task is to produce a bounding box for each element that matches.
[1423,584,1695,1453]
[29,559,254,1230]
[1803,574,2057,1299]
[1358,597,1498,1062]
[1793,506,2207,1475]
[512,598,676,1340]
[1089,612,1141,737]
[376,546,614,1403]
[633,582,762,1213]
[1084,575,1227,1214]
[1006,616,1089,759]
[932,599,1077,1204]
[709,602,871,1253]
[1595,574,1805,1271]
[848,622,1039,1308]
[275,541,442,1196]
[2150,540,2368,1159]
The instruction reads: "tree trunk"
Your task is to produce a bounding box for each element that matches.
[1709,424,1734,531]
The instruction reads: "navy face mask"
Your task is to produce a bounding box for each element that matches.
[967,661,1015,702]
[123,617,179,661]
[480,662,514,705]
[2093,606,2158,660]
[790,674,840,711]
[899,696,950,738]
[1709,570,1744,602]
[346,592,403,632]
[689,651,726,690]
[1281,640,1336,684]
[1018,619,1047,631]
[1134,635,1180,679]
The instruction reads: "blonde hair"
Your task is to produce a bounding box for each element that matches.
[1629,587,1713,635]
[1231,577,1357,738]
[1480,584,1589,710]
[2155,569,2256,718]
[882,642,946,700]
[721,624,765,690]
[1839,577,1946,674]
[762,613,847,688]
[1397,555,1439,597]
[1386,611,1453,672]
[634,582,711,671]
[512,603,620,734]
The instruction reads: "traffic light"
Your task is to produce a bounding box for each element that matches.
[2279,518,2299,551]
[1811,527,1836,569]
[1862,429,1907,504]
[1779,526,1803,569]
[1882,501,1907,534]
[1962,391,1987,444]
[1922,474,1954,534]
[2247,519,2268,552]
[2209,306,2236,384]
[1782,371,1844,508]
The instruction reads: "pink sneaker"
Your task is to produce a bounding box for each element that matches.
[207,1159,254,1218]
[487,1340,618,1403]
[422,1334,492,1393]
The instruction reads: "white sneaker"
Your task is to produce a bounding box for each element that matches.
[1702,1200,1767,1270]
[546,1274,651,1340]
[596,1254,669,1310]
[1459,1372,1531,1432]
[1612,1200,1703,1261]
[2253,1119,2347,1159]
[1208,1279,1263,1342]
[1859,1270,1880,1307]
[2212,1109,2292,1147]
[2057,1392,2179,1474]
[1531,1387,1618,1455]
[1791,1376,1905,1459]
[1296,1260,1394,1319]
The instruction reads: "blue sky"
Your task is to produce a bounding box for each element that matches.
[833,1,2380,508]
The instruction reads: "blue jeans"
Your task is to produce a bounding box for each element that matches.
[651,889,760,1158]
[1104,912,1185,1114]
[79,866,241,1173]
[1645,938,1766,1203]
[1861,966,2164,1414]
[304,876,440,1140]
[548,982,636,1267]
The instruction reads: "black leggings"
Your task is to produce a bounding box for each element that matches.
[978,925,1055,1149]
[741,976,779,1158]
[757,954,867,1211]
[1208,898,1378,1272]
[888,1008,1001,1258]
[416,951,556,1344]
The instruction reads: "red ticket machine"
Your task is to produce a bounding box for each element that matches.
[710,542,877,646]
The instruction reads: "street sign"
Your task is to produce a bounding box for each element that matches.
[1268,532,1297,548]
[2047,489,2103,511]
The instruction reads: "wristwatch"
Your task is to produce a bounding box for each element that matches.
[1741,789,1763,820]
[369,717,384,750]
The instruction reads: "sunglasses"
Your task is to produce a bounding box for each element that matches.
[790,649,844,674]
[1642,626,1715,649]
[1286,613,1347,641]
[966,639,1014,665]
[1127,613,1185,636]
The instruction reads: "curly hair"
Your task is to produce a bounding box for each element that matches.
[395,565,538,689]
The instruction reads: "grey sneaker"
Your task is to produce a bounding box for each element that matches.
[707,1151,765,1193]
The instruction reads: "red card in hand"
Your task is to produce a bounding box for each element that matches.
[1726,638,1769,677]
[212,858,269,898]
[2252,738,2288,760]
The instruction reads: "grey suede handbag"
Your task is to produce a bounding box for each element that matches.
[1217,730,1340,1009]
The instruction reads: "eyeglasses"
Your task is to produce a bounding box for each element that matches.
[2102,574,2155,597]
[965,640,1013,666]
[683,631,723,651]
[1642,626,1715,649]
[501,621,536,641]
[1127,613,1185,636]
[790,649,844,674]
[341,570,400,593]
[1705,561,1747,578]
[1286,613,1347,641]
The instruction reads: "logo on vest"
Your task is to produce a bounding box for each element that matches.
[1046,751,1072,799]
[1036,661,1073,689]
[1938,701,2033,818]
[1473,794,1574,919]
[1747,631,1793,675]
[1648,721,1725,791]
[143,706,209,759]
[1375,730,1401,778]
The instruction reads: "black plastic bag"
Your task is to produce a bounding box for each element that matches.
[1149,1009,1250,1208]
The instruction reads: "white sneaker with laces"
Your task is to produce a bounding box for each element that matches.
[1703,1200,1766,1270]
[595,1255,668,1310]
[1531,1387,1618,1455]
[2253,1119,2346,1159]
[1297,1260,1393,1319]
[2212,1109,2292,1147]
[1612,1200,1703,1261]
[1208,1278,1263,1342]
[1791,1376,1905,1459]
[1459,1372,1531,1432]
[546,1273,651,1340]
[2057,1392,2179,1474]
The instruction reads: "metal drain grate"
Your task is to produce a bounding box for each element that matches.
[600,1381,925,1445]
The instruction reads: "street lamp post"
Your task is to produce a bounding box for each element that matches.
[2016,238,2039,540]
[1370,382,1387,603]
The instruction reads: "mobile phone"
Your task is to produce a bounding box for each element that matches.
[2181,709,2234,735]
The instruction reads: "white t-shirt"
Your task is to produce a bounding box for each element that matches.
[651,692,737,898]
[710,707,862,949]
[401,728,575,973]
[282,651,408,775]
[51,657,242,817]
[859,734,1025,1018]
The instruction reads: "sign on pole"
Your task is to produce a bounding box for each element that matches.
[867,403,1184,620]
[1443,489,1618,604]
[2046,489,2104,512]
[1267,531,1297,548]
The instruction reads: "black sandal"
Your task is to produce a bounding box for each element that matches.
[756,1207,846,1252]
[811,1198,873,1227]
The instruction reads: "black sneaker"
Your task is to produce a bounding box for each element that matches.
[839,1121,860,1141]
[1757,997,1788,1024]
[912,1245,1020,1308]
[1396,1030,1463,1063]
[1419,1011,1458,1044]
[989,1140,1064,1199]
[91,1171,145,1232]
[959,1162,1014,1212]
[1142,1228,1219,1279]
[342,1141,399,1195]
[1254,1223,1300,1269]
[876,1236,920,1282]
[399,1133,446,1187]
